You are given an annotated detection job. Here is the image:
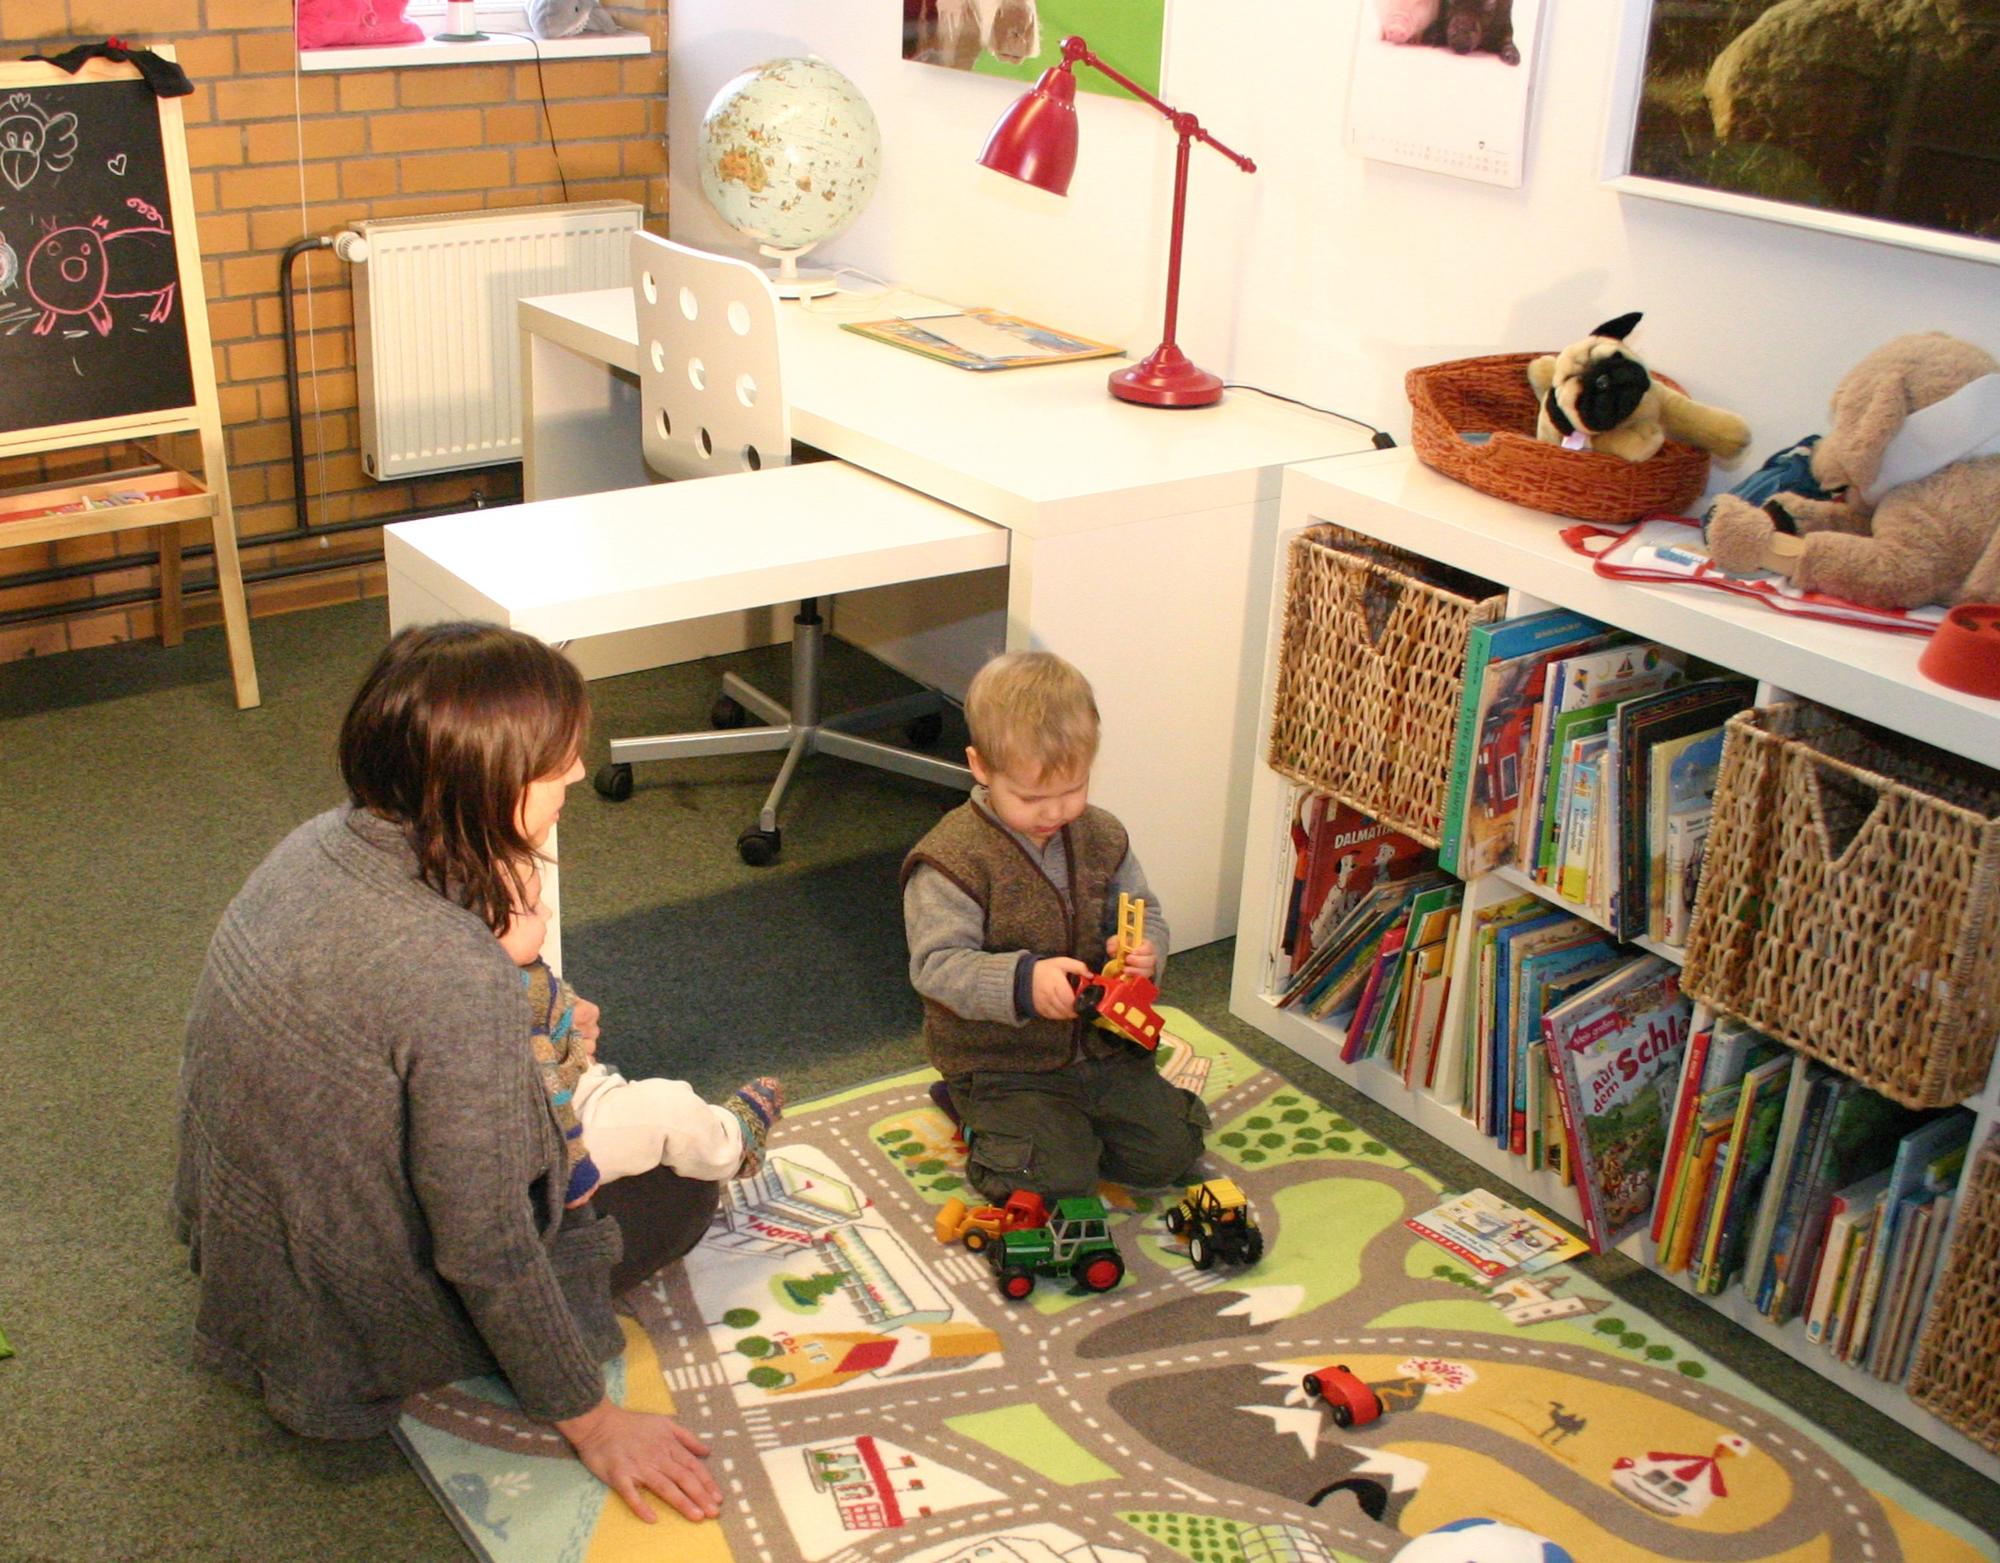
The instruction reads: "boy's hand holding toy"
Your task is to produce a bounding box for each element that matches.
[1032,957,1091,1019]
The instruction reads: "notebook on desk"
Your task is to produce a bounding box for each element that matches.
[841,308,1122,371]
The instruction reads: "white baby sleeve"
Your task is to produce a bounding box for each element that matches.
[571,1065,746,1183]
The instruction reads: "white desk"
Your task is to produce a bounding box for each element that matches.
[388,460,1008,972]
[512,287,1375,948]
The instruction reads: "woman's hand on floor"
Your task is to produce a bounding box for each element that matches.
[556,1398,723,1523]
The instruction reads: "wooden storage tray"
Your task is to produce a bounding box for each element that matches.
[1406,353,1711,524]
[1682,703,2000,1108]
[1266,522,1504,845]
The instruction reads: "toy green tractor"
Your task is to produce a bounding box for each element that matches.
[989,1195,1126,1300]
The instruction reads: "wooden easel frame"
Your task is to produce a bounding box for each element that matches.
[0,49,257,708]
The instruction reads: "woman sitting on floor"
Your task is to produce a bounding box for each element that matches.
[172,621,723,1526]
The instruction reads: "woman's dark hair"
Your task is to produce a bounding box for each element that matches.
[339,622,588,934]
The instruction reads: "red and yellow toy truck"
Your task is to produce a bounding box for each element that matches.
[934,1188,1048,1253]
[1070,892,1165,1051]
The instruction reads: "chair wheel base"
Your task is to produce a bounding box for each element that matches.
[594,763,634,801]
[738,827,782,866]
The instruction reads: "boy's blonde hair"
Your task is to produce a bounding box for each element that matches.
[964,651,1100,780]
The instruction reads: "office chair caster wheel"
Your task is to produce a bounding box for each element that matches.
[711,695,748,730]
[737,827,782,867]
[593,763,633,802]
[905,711,944,748]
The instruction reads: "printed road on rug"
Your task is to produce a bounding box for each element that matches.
[397,1010,1997,1563]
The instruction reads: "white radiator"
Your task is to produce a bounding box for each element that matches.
[348,201,643,480]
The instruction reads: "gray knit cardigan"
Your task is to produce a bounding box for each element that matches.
[172,807,624,1438]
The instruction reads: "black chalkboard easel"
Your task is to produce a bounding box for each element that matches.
[0,51,258,708]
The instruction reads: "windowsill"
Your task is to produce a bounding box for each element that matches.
[299,7,651,71]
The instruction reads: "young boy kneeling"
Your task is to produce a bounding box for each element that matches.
[902,650,1209,1202]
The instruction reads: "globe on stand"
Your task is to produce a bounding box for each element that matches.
[697,57,883,299]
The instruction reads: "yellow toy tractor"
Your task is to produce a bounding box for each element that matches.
[1164,1177,1264,1269]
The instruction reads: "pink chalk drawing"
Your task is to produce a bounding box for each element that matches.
[26,198,176,337]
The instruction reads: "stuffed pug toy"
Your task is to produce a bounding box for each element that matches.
[1705,332,2000,610]
[1527,312,1751,464]
[529,0,627,37]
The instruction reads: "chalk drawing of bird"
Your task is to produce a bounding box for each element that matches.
[0,93,79,193]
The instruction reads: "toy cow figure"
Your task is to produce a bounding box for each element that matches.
[26,197,176,337]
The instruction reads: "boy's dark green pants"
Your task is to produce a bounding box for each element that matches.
[946,1049,1210,1202]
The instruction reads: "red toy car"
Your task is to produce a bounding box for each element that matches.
[1301,1364,1383,1429]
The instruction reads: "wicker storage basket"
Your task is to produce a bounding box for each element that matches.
[1266,523,1505,844]
[1406,353,1711,523]
[1908,1130,2000,1450]
[1681,704,2000,1108]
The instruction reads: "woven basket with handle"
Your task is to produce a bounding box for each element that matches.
[1681,703,2000,1109]
[1406,352,1712,523]
[1266,523,1505,844]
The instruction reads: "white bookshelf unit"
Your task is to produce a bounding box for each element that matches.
[1228,446,2000,1483]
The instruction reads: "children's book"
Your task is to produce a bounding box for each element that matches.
[1442,611,1618,879]
[1518,641,1685,882]
[1766,1081,1926,1324]
[1405,1188,1587,1281]
[1870,1194,1936,1378]
[1757,1071,1843,1316]
[1692,1050,1790,1290]
[1487,909,1574,1146]
[1612,680,1754,939]
[841,309,1122,370]
[1297,800,1435,962]
[1666,1112,1733,1274]
[1652,727,1727,942]
[1456,895,1542,1124]
[1508,926,1618,1157]
[1699,1054,1793,1293]
[1740,1053,1821,1304]
[1843,1109,1973,1366]
[1556,742,1608,905]
[1652,1009,1716,1246]
[1885,1192,1956,1381]
[1543,954,1692,1254]
[1806,1182,1884,1347]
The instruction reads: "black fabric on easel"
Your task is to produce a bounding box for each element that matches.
[23,38,193,97]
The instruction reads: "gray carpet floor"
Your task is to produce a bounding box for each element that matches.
[2,599,1993,1560]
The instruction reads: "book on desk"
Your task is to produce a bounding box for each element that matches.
[840,308,1122,371]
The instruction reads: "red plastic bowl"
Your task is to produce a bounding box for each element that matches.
[1919,604,2000,699]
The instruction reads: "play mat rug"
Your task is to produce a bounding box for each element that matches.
[396,1011,1997,1563]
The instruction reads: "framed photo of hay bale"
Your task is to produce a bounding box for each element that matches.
[1600,0,2000,266]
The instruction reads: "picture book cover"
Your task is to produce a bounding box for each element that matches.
[1439,610,1613,878]
[1404,1187,1586,1280]
[1487,909,1574,1147]
[1543,954,1692,1254]
[1296,798,1435,964]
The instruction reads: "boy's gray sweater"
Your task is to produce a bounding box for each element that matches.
[173,807,622,1438]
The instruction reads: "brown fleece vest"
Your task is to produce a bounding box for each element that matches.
[901,801,1130,1077]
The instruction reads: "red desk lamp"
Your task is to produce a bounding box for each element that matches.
[977,35,1255,409]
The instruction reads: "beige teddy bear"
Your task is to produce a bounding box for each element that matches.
[1705,333,2000,611]
[1527,311,1751,464]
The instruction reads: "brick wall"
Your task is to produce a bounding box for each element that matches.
[0,0,668,662]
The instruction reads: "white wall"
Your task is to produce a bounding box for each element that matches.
[668,1,2000,479]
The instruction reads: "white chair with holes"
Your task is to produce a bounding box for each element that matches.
[593,232,970,865]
